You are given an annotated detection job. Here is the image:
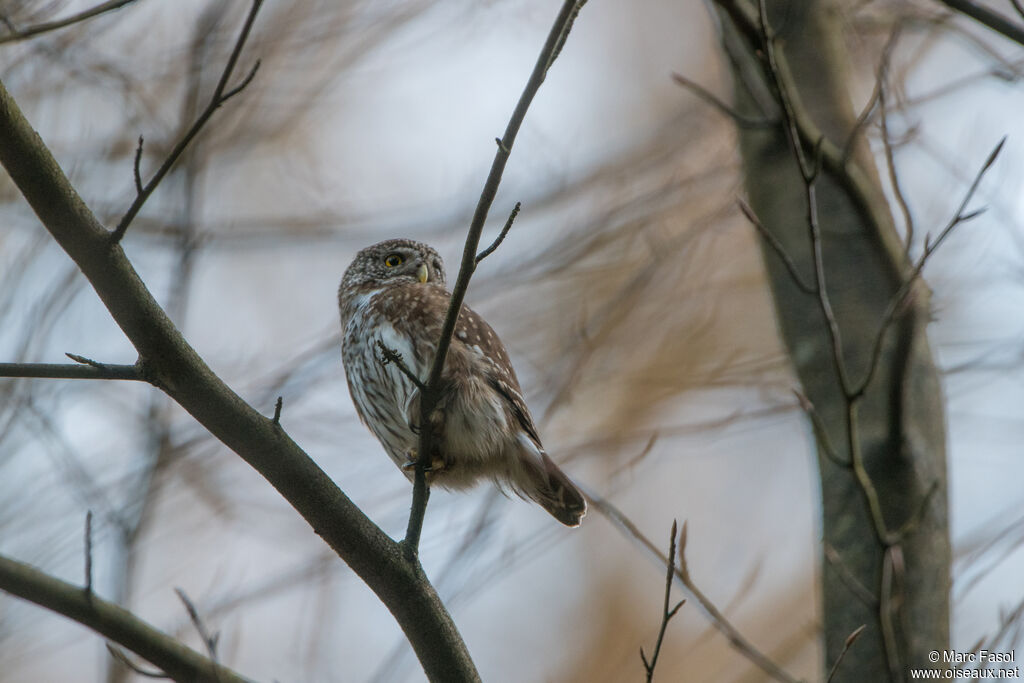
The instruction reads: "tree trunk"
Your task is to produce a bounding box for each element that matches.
[718,2,951,681]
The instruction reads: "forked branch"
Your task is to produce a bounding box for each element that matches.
[640,521,686,682]
[110,0,263,243]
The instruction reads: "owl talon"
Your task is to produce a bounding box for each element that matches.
[401,450,446,475]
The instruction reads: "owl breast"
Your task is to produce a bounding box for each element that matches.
[341,295,424,472]
[340,286,515,488]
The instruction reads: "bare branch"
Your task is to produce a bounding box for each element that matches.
[84,511,94,596]
[271,395,283,426]
[0,0,141,44]
[852,137,1005,399]
[640,520,686,682]
[376,340,427,393]
[106,645,171,679]
[714,0,903,252]
[935,0,1024,47]
[404,0,589,559]
[738,198,816,295]
[0,360,145,381]
[588,494,801,683]
[671,72,773,129]
[475,202,521,264]
[793,390,848,467]
[1014,0,1024,22]
[824,544,878,608]
[133,135,145,195]
[175,588,220,663]
[825,625,867,683]
[841,24,902,166]
[878,90,916,252]
[880,546,906,679]
[110,0,264,243]
[0,554,250,682]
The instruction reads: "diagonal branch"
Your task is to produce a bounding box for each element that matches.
[672,72,774,129]
[0,0,141,45]
[640,520,686,682]
[588,493,801,683]
[0,554,251,683]
[935,0,1024,47]
[851,137,1004,400]
[0,55,480,683]
[403,0,589,558]
[110,0,263,243]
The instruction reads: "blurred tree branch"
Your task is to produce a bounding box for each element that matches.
[0,12,479,683]
[111,0,262,243]
[0,554,251,683]
[934,0,1024,46]
[0,0,141,45]
[589,493,801,683]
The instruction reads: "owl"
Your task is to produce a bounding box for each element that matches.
[338,238,586,526]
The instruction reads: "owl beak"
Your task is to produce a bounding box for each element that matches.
[416,263,429,283]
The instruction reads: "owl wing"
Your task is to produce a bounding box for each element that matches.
[447,296,545,448]
[484,370,541,447]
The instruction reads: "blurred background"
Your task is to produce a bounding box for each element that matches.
[1,0,1022,681]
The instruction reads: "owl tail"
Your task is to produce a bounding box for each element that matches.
[523,452,587,527]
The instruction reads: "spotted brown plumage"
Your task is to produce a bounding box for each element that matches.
[338,238,586,526]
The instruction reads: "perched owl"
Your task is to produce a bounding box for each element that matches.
[338,238,586,526]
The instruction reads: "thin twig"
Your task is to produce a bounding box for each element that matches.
[935,0,1024,47]
[671,73,774,129]
[879,89,916,252]
[738,198,816,295]
[175,588,220,663]
[475,202,521,264]
[133,135,145,195]
[851,137,1005,400]
[105,645,171,679]
[825,625,867,683]
[110,0,264,243]
[0,360,145,380]
[84,510,94,596]
[640,520,685,682]
[754,0,854,401]
[588,493,801,683]
[792,390,848,467]
[271,396,283,426]
[841,24,902,166]
[403,0,587,560]
[880,546,905,680]
[824,544,878,607]
[375,340,426,392]
[0,0,140,44]
[893,480,940,539]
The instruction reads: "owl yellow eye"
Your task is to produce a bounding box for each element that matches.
[384,254,404,268]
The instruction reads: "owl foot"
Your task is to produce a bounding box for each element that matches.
[402,450,446,477]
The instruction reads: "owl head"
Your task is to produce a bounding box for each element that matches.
[340,239,447,292]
